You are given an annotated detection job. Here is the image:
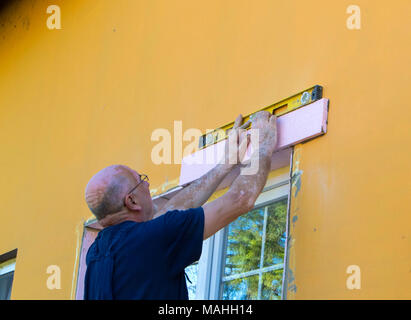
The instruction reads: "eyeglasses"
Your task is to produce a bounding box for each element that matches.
[127,174,149,194]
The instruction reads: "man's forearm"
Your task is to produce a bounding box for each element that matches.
[202,112,277,238]
[227,142,274,211]
[154,163,235,216]
[202,142,275,232]
[158,114,250,213]
[179,163,235,208]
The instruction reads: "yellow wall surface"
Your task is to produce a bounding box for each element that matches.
[0,0,410,299]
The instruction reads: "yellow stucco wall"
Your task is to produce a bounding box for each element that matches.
[0,0,410,299]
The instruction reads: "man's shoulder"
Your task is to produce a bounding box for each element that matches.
[161,206,204,218]
[89,221,138,254]
[160,207,205,229]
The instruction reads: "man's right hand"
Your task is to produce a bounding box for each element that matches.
[250,111,278,152]
[202,111,279,240]
[224,114,251,166]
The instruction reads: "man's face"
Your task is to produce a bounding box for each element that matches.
[128,168,154,220]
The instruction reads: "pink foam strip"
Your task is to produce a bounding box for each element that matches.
[179,98,329,185]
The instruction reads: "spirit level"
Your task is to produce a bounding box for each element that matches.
[198,85,323,149]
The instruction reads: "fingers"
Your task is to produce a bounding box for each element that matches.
[238,131,250,162]
[251,111,270,125]
[269,114,277,127]
[238,128,247,142]
[250,111,272,130]
[255,111,271,121]
[233,114,243,130]
[229,115,250,139]
[239,119,251,129]
[231,111,274,137]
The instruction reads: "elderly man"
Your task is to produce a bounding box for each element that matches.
[83,111,277,300]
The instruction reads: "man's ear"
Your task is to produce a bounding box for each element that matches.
[124,193,142,211]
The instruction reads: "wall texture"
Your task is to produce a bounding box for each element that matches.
[0,0,410,299]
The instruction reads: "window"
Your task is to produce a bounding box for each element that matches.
[187,168,290,300]
[185,261,199,300]
[221,199,287,300]
[0,250,17,300]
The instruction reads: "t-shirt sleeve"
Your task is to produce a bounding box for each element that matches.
[162,207,205,276]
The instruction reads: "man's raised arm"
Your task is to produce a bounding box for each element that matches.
[202,111,277,239]
[153,114,250,218]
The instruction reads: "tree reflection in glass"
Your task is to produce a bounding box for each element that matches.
[224,208,264,276]
[185,262,198,300]
[264,199,287,266]
[222,275,259,300]
[222,198,288,300]
[262,269,283,300]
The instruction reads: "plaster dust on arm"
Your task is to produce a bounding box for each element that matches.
[202,111,277,239]
[153,115,250,218]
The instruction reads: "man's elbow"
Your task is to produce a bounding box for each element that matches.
[227,189,256,215]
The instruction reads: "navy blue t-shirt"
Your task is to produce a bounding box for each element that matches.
[84,207,204,300]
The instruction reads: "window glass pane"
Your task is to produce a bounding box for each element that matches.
[185,262,198,300]
[222,274,259,300]
[264,199,288,266]
[0,272,14,300]
[261,269,283,300]
[224,208,264,276]
[221,195,288,300]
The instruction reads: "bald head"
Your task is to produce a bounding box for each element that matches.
[85,165,136,220]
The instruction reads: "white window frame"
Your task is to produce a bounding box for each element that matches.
[0,258,16,300]
[0,259,16,276]
[0,258,16,276]
[193,170,290,300]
